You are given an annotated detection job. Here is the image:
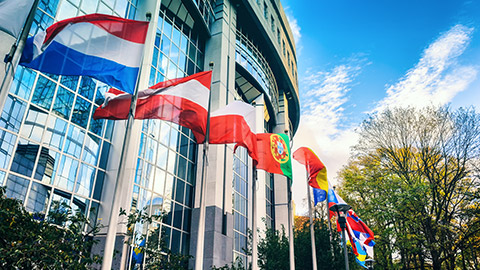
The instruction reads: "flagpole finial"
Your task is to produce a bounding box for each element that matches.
[209,61,214,69]
[145,12,152,21]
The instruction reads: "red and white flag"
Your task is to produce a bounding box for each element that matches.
[93,71,212,143]
[209,101,258,161]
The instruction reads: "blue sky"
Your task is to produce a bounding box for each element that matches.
[285,0,480,213]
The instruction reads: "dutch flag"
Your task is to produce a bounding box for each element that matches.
[20,13,149,94]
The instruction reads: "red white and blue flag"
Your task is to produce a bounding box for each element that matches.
[20,13,149,94]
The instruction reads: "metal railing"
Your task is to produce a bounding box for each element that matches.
[235,30,279,113]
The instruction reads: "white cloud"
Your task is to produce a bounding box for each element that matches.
[286,14,301,47]
[375,24,478,112]
[292,60,364,215]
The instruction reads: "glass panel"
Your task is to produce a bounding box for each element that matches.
[72,196,89,216]
[151,193,164,217]
[92,170,104,200]
[167,149,175,174]
[52,86,74,120]
[34,147,60,185]
[98,141,111,169]
[164,174,174,200]
[5,174,29,201]
[32,75,56,110]
[64,125,85,157]
[175,155,187,180]
[171,229,181,253]
[48,189,71,226]
[9,66,36,100]
[26,182,51,217]
[185,184,193,207]
[76,163,95,197]
[0,171,5,186]
[81,0,97,14]
[89,114,104,136]
[153,168,165,195]
[83,133,101,166]
[0,95,26,132]
[43,116,67,151]
[56,0,77,21]
[71,96,91,129]
[10,142,39,178]
[174,179,185,204]
[89,201,100,228]
[79,77,96,101]
[60,76,79,91]
[56,155,79,192]
[21,106,47,142]
[0,130,17,169]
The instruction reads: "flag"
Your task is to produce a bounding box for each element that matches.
[347,209,375,257]
[292,147,328,192]
[209,101,258,161]
[256,133,292,178]
[93,71,212,143]
[131,238,145,264]
[346,227,368,269]
[312,187,327,205]
[19,13,149,94]
[327,185,348,218]
[0,0,34,38]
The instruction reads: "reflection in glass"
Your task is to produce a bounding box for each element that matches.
[0,95,27,132]
[34,147,59,184]
[64,125,85,157]
[71,96,91,129]
[5,174,29,201]
[32,75,56,110]
[0,130,17,169]
[76,163,95,197]
[10,143,39,178]
[83,133,101,166]
[9,66,36,100]
[52,86,74,120]
[43,116,67,151]
[26,182,51,215]
[56,155,79,191]
[21,106,47,142]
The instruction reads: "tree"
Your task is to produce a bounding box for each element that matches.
[0,187,102,269]
[338,106,480,270]
[121,208,192,269]
[257,225,290,270]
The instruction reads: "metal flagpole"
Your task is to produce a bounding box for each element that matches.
[326,199,335,259]
[287,178,295,270]
[252,165,258,270]
[0,0,39,110]
[101,13,153,270]
[194,61,214,270]
[306,183,318,270]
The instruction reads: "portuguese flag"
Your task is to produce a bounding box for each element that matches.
[256,133,292,179]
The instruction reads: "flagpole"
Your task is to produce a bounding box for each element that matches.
[306,183,318,270]
[101,13,153,270]
[251,165,258,270]
[194,61,214,270]
[0,0,39,110]
[326,199,335,259]
[287,177,295,270]
[285,129,295,270]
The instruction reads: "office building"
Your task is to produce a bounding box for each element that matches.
[0,0,299,268]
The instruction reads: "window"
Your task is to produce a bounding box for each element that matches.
[270,15,275,32]
[277,28,280,44]
[282,40,285,56]
[263,2,268,19]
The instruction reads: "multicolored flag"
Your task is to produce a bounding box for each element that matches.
[20,13,149,94]
[347,209,375,257]
[292,147,328,198]
[256,133,292,178]
[209,101,258,161]
[93,71,212,143]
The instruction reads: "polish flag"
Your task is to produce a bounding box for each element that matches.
[20,14,149,94]
[209,101,258,161]
[93,71,212,143]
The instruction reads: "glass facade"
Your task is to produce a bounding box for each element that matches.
[232,147,249,266]
[127,5,205,268]
[0,0,137,225]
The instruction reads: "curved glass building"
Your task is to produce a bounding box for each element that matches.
[0,0,299,268]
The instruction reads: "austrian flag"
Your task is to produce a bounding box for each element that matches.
[94,71,212,143]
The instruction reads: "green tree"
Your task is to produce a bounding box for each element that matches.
[121,208,192,269]
[0,187,102,269]
[257,225,290,270]
[338,106,480,270]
